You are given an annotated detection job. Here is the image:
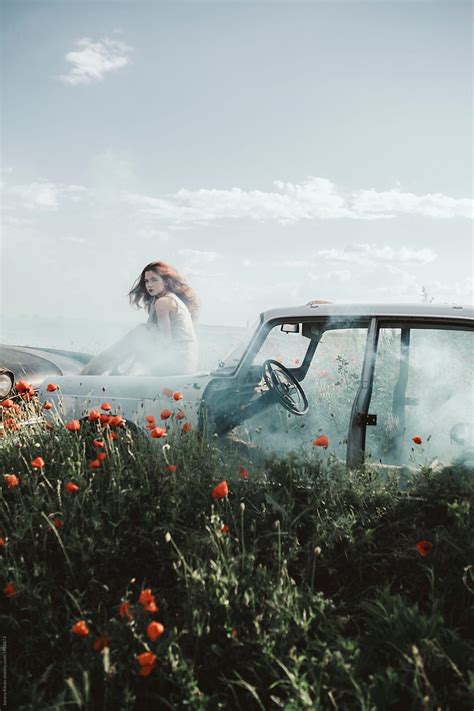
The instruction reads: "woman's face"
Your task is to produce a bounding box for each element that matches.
[144,270,167,296]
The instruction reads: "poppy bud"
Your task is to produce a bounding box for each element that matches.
[71,620,90,637]
[211,481,228,500]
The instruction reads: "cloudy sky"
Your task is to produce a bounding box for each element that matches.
[2,0,472,329]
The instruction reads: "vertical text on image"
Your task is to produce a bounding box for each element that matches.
[1,636,6,708]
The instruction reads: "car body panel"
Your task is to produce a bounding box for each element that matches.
[0,344,90,391]
[39,373,209,428]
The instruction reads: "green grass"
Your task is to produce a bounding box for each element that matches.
[1,411,473,710]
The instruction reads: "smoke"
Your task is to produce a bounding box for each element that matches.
[232,320,473,470]
[361,328,474,467]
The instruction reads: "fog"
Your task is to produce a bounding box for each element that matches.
[233,322,474,470]
[2,313,472,470]
[1,314,247,373]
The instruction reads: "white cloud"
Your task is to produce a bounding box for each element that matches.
[326,269,352,282]
[58,37,132,86]
[136,228,170,242]
[62,236,85,244]
[317,243,438,266]
[367,268,473,305]
[126,177,473,227]
[351,188,473,219]
[2,215,33,226]
[278,243,437,273]
[178,249,219,263]
[5,181,88,211]
[419,276,474,305]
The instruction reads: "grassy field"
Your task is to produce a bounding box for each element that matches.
[1,400,473,710]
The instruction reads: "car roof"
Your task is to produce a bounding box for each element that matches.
[261,302,474,321]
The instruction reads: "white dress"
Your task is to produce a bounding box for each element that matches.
[142,293,199,375]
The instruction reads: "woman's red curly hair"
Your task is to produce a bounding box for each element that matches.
[128,261,199,321]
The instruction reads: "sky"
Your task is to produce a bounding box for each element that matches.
[1,0,473,332]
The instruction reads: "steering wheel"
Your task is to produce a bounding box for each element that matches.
[262,359,309,416]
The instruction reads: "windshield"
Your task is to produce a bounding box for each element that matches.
[214,318,262,373]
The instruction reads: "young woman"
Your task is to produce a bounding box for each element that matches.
[81,261,199,376]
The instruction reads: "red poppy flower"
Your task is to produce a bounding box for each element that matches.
[93,439,105,448]
[99,414,110,425]
[139,588,155,606]
[97,452,107,462]
[212,480,228,500]
[93,634,110,652]
[0,538,5,547]
[239,466,249,479]
[175,410,186,421]
[46,383,59,392]
[71,620,90,637]
[150,427,167,439]
[66,420,81,432]
[4,417,19,430]
[137,651,157,677]
[108,431,118,441]
[4,474,19,489]
[147,621,165,642]
[4,583,17,598]
[167,464,177,473]
[138,587,158,614]
[21,387,35,401]
[412,435,423,445]
[220,524,229,535]
[138,664,154,677]
[145,415,156,423]
[65,482,79,493]
[160,409,172,420]
[88,410,101,421]
[182,423,192,434]
[173,391,183,401]
[16,380,32,393]
[89,459,101,469]
[0,399,14,408]
[52,517,63,529]
[415,539,433,557]
[119,601,133,619]
[108,415,125,428]
[42,401,53,410]
[312,435,329,449]
[101,403,112,411]
[162,387,173,398]
[31,456,45,469]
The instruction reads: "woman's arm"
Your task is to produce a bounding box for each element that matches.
[154,297,174,341]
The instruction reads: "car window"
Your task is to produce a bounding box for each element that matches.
[237,325,369,460]
[251,323,311,368]
[366,327,473,467]
[301,327,368,459]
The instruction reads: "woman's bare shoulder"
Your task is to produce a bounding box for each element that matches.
[154,296,177,313]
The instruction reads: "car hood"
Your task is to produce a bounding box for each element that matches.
[0,344,91,388]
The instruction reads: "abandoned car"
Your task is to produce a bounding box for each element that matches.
[2,303,473,468]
